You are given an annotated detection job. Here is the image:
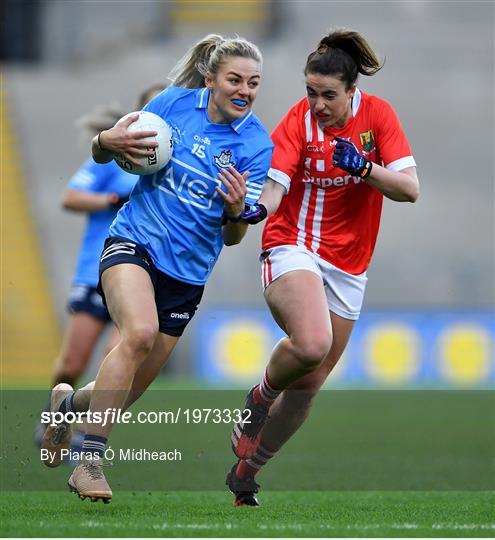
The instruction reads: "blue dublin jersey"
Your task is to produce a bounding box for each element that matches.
[110,87,273,285]
[69,159,137,287]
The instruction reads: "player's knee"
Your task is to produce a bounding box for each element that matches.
[293,334,332,370]
[122,323,158,358]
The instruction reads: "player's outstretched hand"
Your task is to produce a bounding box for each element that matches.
[99,113,158,168]
[333,136,372,178]
[216,165,249,221]
[241,203,267,224]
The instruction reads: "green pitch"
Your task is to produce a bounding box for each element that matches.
[1,490,494,537]
[1,388,493,536]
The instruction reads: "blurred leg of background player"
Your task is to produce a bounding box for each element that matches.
[52,313,120,387]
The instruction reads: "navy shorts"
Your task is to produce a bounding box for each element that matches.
[67,284,111,322]
[97,236,204,337]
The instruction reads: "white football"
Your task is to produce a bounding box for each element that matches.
[113,111,173,175]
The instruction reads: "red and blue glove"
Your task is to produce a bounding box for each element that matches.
[333,136,373,178]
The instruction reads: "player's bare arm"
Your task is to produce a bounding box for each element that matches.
[365,165,419,203]
[62,189,127,212]
[258,178,286,215]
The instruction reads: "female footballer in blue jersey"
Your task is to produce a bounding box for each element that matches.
[43,34,273,502]
[39,84,165,458]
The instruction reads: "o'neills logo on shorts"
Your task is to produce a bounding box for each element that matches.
[170,312,190,319]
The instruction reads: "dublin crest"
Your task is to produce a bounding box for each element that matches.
[214,149,236,169]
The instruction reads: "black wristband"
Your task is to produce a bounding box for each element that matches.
[360,160,373,178]
[97,131,105,151]
[242,203,268,224]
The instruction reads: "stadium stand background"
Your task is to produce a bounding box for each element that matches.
[2,0,493,387]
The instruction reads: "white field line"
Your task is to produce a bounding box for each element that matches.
[36,520,495,532]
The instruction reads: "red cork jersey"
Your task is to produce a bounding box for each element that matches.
[262,89,416,275]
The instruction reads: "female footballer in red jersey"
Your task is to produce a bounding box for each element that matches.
[228,29,419,506]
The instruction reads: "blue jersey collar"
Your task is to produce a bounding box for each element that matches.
[195,87,254,134]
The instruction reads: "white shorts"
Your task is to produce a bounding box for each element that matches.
[260,244,368,320]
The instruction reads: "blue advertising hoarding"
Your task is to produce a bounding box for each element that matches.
[194,309,494,388]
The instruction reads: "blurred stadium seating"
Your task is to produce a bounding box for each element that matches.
[1,90,60,384]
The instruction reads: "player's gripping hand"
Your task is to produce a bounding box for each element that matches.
[241,203,267,224]
[216,165,249,221]
[98,113,158,168]
[333,136,372,178]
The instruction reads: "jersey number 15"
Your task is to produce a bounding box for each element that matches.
[191,144,206,159]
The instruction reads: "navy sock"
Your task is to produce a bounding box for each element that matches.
[59,392,75,414]
[82,434,107,458]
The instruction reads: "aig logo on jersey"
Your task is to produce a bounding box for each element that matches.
[214,150,236,169]
[152,160,219,210]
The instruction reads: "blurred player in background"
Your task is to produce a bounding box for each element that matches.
[43,34,273,503]
[39,84,165,455]
[229,28,420,506]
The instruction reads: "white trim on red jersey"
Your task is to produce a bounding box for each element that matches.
[296,182,312,247]
[304,109,313,141]
[268,167,291,192]
[311,188,325,253]
[352,88,362,116]
[387,156,416,171]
